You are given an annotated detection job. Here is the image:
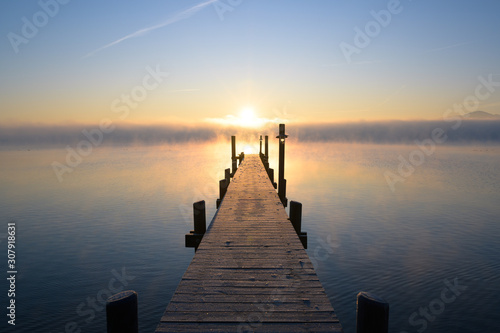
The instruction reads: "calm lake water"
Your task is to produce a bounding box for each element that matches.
[1,141,499,332]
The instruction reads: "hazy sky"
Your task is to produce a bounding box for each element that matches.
[1,0,500,126]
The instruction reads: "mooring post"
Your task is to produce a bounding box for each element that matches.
[186,201,206,248]
[220,179,229,200]
[225,168,231,182]
[231,136,237,176]
[290,201,302,234]
[268,168,277,188]
[289,200,307,248]
[260,135,263,156]
[265,135,269,160]
[193,200,206,234]
[356,292,389,333]
[276,124,288,207]
[106,290,138,333]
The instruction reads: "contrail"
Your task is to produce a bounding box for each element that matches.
[422,41,471,54]
[83,0,218,59]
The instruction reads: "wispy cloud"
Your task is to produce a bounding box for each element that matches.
[422,41,471,54]
[322,60,380,67]
[167,88,200,93]
[83,0,217,59]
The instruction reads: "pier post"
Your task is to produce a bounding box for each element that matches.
[225,168,231,182]
[231,136,237,176]
[193,200,206,234]
[290,201,307,248]
[260,135,263,156]
[186,201,206,248]
[290,201,302,234]
[356,292,389,333]
[106,290,138,333]
[265,135,269,160]
[268,168,277,188]
[276,124,288,207]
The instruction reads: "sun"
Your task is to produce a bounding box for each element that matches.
[239,107,259,127]
[243,145,255,154]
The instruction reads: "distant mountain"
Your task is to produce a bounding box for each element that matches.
[465,111,500,119]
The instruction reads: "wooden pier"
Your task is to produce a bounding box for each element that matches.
[155,154,343,332]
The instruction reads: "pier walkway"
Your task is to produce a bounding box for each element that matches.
[156,155,343,332]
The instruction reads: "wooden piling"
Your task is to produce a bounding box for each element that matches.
[231,136,237,176]
[219,179,228,200]
[290,201,302,234]
[106,290,138,333]
[290,200,307,248]
[268,167,277,188]
[185,201,206,248]
[265,135,269,159]
[356,292,389,333]
[193,201,206,234]
[277,124,288,207]
[260,135,263,155]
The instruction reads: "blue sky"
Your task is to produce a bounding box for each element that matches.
[1,0,500,125]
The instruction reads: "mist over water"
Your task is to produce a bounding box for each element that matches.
[1,141,499,332]
[2,119,500,147]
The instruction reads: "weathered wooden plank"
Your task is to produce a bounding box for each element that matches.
[166,301,335,312]
[181,268,319,280]
[169,292,330,303]
[156,322,342,333]
[161,310,339,322]
[156,155,342,332]
[171,286,329,296]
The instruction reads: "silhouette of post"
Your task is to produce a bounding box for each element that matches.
[290,201,302,234]
[290,201,307,248]
[231,136,237,176]
[356,292,389,333]
[265,135,269,160]
[106,290,138,333]
[193,201,206,235]
[186,201,206,249]
[260,135,263,156]
[276,124,288,207]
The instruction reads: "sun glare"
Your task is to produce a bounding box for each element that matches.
[205,106,282,128]
[238,107,261,128]
[240,107,255,121]
[243,145,255,154]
